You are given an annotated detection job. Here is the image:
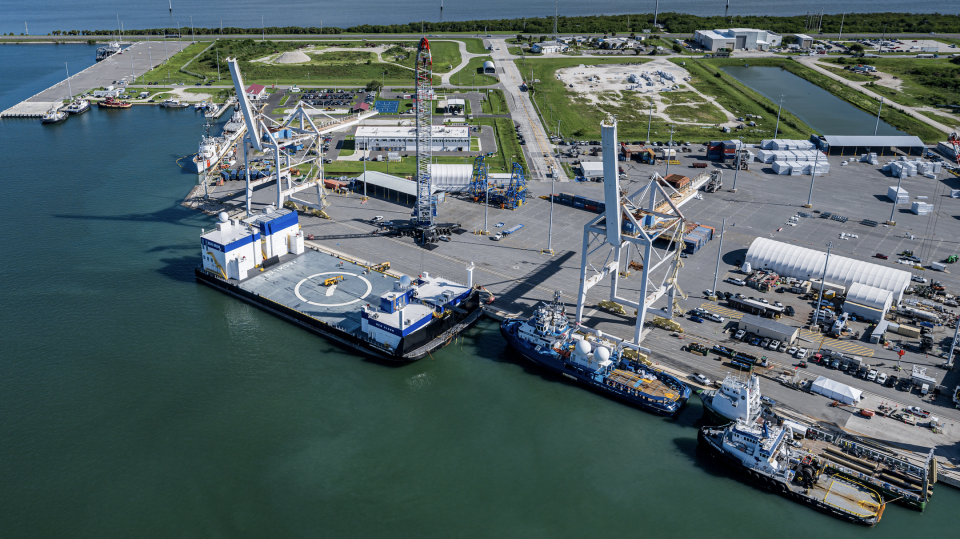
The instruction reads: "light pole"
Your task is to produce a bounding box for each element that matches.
[804,148,821,208]
[838,13,846,41]
[545,147,556,255]
[731,135,743,192]
[774,94,784,136]
[711,218,726,297]
[646,99,654,142]
[874,97,884,136]
[815,241,834,332]
[147,34,152,69]
[664,125,675,176]
[947,315,959,370]
[65,63,72,100]
[177,23,182,51]
[190,16,194,42]
[262,15,265,42]
[216,47,221,81]
[887,172,904,225]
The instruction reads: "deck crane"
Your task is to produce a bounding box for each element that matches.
[949,132,960,166]
[226,57,326,217]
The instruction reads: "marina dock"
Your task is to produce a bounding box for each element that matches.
[1,40,189,118]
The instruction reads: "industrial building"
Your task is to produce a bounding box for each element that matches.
[580,161,604,179]
[693,28,782,51]
[813,135,926,156]
[737,314,799,345]
[530,41,569,54]
[355,125,471,152]
[744,237,911,302]
[245,84,267,101]
[354,171,440,205]
[440,98,465,114]
[794,34,814,48]
[482,61,496,74]
[843,282,893,322]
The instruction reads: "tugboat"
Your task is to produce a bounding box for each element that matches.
[40,107,68,124]
[96,41,122,62]
[500,292,691,416]
[63,98,91,115]
[98,97,131,109]
[697,374,763,424]
[698,421,885,526]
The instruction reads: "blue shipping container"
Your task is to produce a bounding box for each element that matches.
[694,226,713,241]
[573,201,586,209]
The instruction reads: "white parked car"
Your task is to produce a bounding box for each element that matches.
[787,346,798,355]
[692,373,711,385]
[726,278,746,286]
[768,339,780,350]
[371,215,384,222]
[795,348,808,359]
[773,301,783,307]
[876,372,887,385]
[706,313,725,323]
[758,298,769,304]
[866,369,878,381]
[493,233,504,241]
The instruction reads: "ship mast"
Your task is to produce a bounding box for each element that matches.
[414,37,436,244]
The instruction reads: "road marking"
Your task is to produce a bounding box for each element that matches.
[585,308,597,317]
[698,302,743,320]
[798,329,875,357]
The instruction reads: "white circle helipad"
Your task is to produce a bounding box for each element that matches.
[294,272,373,307]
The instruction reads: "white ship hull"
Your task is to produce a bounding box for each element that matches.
[190,119,246,175]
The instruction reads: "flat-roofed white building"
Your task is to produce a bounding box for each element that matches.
[531,40,569,53]
[355,125,471,152]
[694,28,782,51]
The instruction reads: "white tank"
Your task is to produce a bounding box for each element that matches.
[742,262,752,273]
[595,346,610,362]
[576,339,592,356]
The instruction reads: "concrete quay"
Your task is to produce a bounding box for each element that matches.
[1,40,190,118]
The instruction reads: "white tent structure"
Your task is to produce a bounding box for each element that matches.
[429,164,473,191]
[843,282,893,322]
[744,237,911,303]
[810,376,862,404]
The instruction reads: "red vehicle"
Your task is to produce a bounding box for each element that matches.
[875,253,888,259]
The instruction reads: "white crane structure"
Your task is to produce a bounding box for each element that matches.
[413,37,437,244]
[575,119,697,344]
[227,57,327,217]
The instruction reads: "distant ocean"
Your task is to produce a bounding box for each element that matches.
[4,0,954,35]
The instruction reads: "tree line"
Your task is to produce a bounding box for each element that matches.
[37,12,960,37]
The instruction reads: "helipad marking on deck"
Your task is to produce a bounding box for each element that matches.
[294,272,372,307]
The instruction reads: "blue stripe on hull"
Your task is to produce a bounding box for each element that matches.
[500,321,688,417]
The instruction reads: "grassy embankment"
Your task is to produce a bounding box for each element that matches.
[158,39,447,87]
[706,57,945,141]
[481,89,508,114]
[140,42,210,84]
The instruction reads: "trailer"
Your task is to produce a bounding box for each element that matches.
[503,224,524,235]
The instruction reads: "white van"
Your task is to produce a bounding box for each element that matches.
[921,384,930,395]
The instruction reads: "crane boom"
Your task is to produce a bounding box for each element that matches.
[414,38,436,243]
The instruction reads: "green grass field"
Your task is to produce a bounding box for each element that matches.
[384,40,460,73]
[663,103,727,123]
[449,56,499,86]
[919,110,960,128]
[481,89,508,114]
[140,42,210,84]
[821,56,960,111]
[815,63,877,82]
[460,38,488,55]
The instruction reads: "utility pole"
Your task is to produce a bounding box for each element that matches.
[712,218,726,296]
[147,34,152,69]
[804,149,821,208]
[654,0,660,28]
[216,48,221,81]
[838,13,846,41]
[190,16,194,42]
[546,147,556,255]
[177,23,182,51]
[874,97,884,136]
[774,94,784,137]
[363,136,368,200]
[731,135,743,192]
[262,15,265,42]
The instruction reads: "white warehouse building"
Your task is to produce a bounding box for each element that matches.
[694,28,782,51]
[744,237,911,303]
[355,125,471,152]
[843,282,893,322]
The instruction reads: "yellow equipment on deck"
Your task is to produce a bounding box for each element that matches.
[369,262,390,273]
[324,275,344,287]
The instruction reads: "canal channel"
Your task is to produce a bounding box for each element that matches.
[721,66,906,137]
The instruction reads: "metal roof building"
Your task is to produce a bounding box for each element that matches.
[580,161,604,178]
[842,282,893,322]
[737,314,799,344]
[817,135,925,156]
[482,61,496,73]
[429,164,474,191]
[745,237,911,303]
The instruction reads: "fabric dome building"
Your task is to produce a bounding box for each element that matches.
[843,283,893,322]
[744,238,910,303]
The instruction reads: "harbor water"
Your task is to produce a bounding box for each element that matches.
[2,43,959,538]
[5,0,953,34]
[721,65,907,136]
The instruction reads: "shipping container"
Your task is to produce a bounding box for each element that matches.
[694,226,714,241]
[573,195,587,206]
[623,221,638,235]
[585,205,597,211]
[573,201,586,209]
[560,192,574,202]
